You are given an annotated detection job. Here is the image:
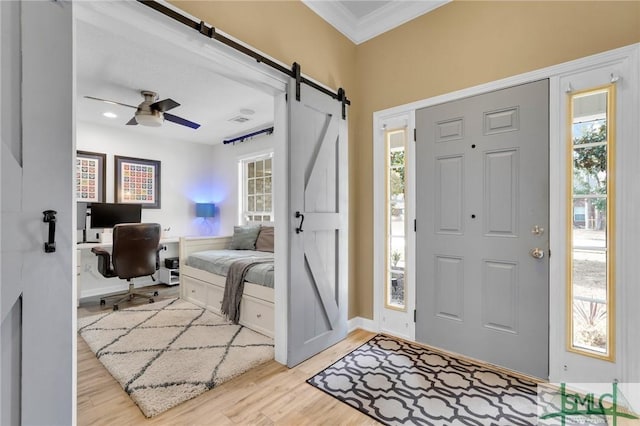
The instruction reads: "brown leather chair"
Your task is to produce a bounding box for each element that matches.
[91,223,164,310]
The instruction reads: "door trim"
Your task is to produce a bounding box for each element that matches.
[372,43,639,383]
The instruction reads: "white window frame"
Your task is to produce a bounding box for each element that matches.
[238,151,274,225]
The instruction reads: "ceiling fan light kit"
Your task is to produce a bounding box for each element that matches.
[133,110,163,127]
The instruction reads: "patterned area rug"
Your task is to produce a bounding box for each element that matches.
[78,298,274,417]
[307,334,539,425]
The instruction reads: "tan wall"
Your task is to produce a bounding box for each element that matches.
[170,1,640,320]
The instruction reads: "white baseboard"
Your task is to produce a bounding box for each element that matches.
[348,316,378,333]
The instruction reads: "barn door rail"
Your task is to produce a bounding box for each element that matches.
[138,0,350,119]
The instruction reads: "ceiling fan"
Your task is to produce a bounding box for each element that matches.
[85,90,201,129]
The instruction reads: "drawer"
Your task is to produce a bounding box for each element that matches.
[206,283,224,315]
[182,276,205,307]
[239,295,274,338]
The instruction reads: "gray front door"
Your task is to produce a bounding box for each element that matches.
[287,80,348,367]
[415,80,549,378]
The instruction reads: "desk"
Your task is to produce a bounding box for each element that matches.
[77,237,180,250]
[76,237,180,302]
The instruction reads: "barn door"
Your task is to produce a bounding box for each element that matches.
[1,1,75,424]
[287,80,348,367]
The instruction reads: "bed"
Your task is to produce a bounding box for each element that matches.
[179,230,275,338]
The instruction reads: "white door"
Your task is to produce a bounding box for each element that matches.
[415,80,549,378]
[287,80,348,367]
[1,2,74,424]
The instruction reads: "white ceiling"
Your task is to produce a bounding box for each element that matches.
[76,19,275,146]
[302,0,450,44]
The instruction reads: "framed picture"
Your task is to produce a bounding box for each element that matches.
[114,155,161,209]
[76,151,106,202]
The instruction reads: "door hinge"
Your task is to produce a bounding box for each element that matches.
[413,128,417,142]
[548,249,551,258]
[414,219,417,232]
[413,309,416,323]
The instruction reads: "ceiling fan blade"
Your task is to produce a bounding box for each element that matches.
[84,96,137,109]
[126,117,138,126]
[150,98,180,112]
[164,113,201,129]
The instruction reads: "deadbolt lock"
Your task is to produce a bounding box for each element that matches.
[531,225,544,236]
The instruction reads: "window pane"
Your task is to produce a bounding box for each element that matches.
[265,177,272,193]
[573,146,607,195]
[248,179,255,195]
[263,215,271,221]
[265,195,272,211]
[256,195,264,211]
[573,119,606,145]
[265,159,272,176]
[572,201,606,242]
[572,298,607,352]
[248,162,255,178]
[388,270,405,308]
[256,161,264,177]
[247,195,255,212]
[256,178,264,194]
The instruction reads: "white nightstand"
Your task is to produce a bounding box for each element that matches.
[158,266,179,286]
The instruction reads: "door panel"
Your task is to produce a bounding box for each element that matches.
[484,149,518,236]
[416,80,549,378]
[434,256,464,321]
[436,156,464,234]
[20,2,74,423]
[288,81,347,367]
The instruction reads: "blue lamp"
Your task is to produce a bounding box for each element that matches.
[196,203,216,218]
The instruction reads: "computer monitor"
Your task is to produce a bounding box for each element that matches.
[89,203,142,229]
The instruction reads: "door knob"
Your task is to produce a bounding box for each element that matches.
[530,248,545,259]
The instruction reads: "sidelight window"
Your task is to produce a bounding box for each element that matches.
[385,129,407,310]
[567,85,615,360]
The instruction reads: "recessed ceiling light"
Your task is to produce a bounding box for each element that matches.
[103,112,117,119]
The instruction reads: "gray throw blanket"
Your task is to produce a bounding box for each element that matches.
[221,258,272,324]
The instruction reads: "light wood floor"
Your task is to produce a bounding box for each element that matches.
[77,290,377,425]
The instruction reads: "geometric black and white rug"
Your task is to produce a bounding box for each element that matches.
[78,298,274,418]
[307,334,539,426]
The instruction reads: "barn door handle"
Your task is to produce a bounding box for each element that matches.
[43,210,57,253]
[295,211,305,234]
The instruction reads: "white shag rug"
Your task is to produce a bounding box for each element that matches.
[78,298,274,417]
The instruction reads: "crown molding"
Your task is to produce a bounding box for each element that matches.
[302,0,450,45]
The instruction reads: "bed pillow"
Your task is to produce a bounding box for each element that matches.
[229,225,261,250]
[255,226,274,252]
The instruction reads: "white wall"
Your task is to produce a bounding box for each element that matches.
[77,121,218,298]
[77,121,216,238]
[210,133,274,236]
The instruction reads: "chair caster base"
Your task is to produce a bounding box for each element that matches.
[153,291,159,296]
[113,305,119,311]
[100,299,106,306]
[149,298,154,304]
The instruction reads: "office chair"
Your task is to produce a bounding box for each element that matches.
[91,223,164,311]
